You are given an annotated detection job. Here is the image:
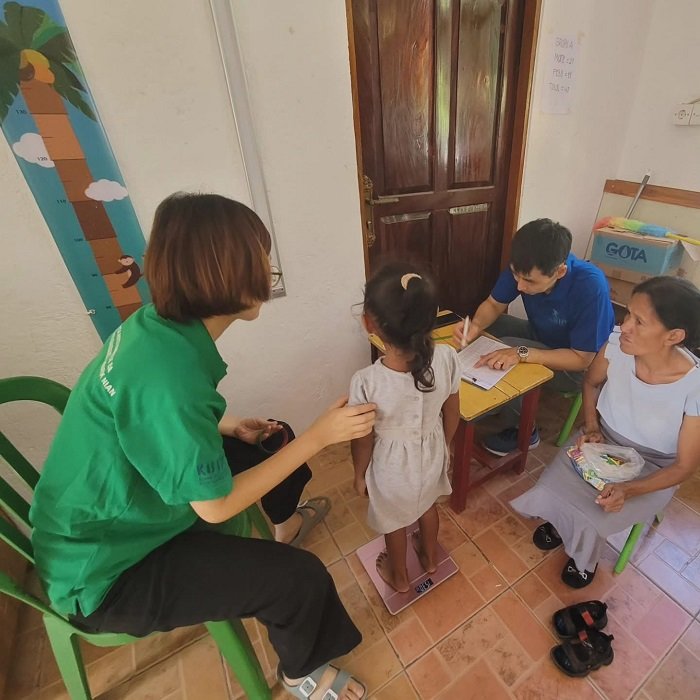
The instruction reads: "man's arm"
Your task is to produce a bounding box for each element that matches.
[453,296,508,346]
[523,346,595,372]
[475,344,595,372]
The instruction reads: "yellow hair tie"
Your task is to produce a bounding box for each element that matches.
[400,273,421,290]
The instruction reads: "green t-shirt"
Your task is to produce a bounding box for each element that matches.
[30,305,233,616]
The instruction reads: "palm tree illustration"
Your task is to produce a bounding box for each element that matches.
[0,1,142,320]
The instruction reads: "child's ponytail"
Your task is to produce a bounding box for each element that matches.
[408,330,435,391]
[362,263,438,392]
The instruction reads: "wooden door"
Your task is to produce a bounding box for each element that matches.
[351,0,529,314]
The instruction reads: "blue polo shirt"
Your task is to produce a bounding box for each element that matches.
[490,254,614,352]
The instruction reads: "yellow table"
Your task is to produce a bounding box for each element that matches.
[369,312,553,513]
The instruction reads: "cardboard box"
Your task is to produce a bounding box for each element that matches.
[606,276,636,306]
[595,262,656,285]
[590,227,683,278]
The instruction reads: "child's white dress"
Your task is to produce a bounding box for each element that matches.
[349,344,461,534]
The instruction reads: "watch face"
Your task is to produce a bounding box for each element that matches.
[518,346,528,357]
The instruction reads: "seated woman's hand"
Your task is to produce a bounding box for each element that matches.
[235,418,283,444]
[576,427,604,449]
[595,483,627,512]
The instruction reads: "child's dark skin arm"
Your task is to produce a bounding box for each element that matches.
[442,392,460,446]
[351,431,375,496]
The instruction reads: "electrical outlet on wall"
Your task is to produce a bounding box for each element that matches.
[673,103,693,125]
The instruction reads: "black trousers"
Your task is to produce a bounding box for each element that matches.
[71,424,361,677]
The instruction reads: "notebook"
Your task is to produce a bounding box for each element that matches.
[457,336,516,390]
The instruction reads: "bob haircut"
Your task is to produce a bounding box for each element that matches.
[145,193,272,322]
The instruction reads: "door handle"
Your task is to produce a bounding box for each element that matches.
[366,195,399,205]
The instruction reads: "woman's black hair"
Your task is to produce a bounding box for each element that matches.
[363,262,438,391]
[633,276,700,355]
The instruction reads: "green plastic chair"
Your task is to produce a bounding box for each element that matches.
[614,514,663,575]
[0,376,272,700]
[555,391,583,447]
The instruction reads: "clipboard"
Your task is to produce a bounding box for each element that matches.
[457,336,515,390]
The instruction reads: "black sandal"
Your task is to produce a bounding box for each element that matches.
[551,629,614,677]
[561,558,597,589]
[552,600,608,639]
[533,522,562,550]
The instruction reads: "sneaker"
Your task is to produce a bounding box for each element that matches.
[482,426,540,456]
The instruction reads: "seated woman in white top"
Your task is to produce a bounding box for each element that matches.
[511,276,700,588]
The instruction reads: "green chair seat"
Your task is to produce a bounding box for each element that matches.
[1,375,272,699]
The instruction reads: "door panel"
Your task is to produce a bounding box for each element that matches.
[353,0,524,315]
[454,0,504,186]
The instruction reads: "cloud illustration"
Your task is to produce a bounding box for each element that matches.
[12,133,54,168]
[85,179,129,202]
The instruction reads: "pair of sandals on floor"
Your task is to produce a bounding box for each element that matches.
[282,496,368,700]
[551,600,614,677]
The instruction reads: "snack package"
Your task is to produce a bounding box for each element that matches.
[567,443,644,490]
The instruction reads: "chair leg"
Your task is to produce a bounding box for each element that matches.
[43,616,92,700]
[248,504,274,541]
[206,619,271,699]
[556,392,583,447]
[614,522,645,574]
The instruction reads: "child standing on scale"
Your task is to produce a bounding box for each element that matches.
[349,264,461,592]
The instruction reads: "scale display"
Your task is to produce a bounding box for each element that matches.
[0,0,149,340]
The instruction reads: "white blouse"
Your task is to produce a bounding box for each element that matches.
[597,331,700,456]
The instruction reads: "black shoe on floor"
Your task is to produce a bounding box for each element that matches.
[561,557,597,589]
[533,522,563,551]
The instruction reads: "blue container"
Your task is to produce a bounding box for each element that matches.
[590,227,683,276]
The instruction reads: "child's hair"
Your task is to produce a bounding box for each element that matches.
[633,276,700,355]
[145,192,272,322]
[363,263,438,391]
[510,218,572,276]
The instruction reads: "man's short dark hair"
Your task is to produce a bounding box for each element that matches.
[510,219,572,276]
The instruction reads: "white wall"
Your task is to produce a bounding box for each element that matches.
[1,0,368,468]
[3,0,698,467]
[518,0,655,254]
[617,0,700,191]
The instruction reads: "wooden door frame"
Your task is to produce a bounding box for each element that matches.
[345,0,543,277]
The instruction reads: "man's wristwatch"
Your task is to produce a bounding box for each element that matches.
[517,346,529,363]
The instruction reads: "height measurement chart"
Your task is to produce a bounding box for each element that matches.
[541,34,578,114]
[0,0,149,340]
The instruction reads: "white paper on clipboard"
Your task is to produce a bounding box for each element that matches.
[457,336,516,390]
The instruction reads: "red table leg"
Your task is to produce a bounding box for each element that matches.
[516,386,542,473]
[450,419,474,513]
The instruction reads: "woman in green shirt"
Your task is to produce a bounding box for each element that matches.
[30,193,374,700]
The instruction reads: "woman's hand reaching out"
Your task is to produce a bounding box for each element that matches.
[307,397,376,451]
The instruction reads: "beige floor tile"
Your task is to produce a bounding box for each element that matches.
[344,638,402,696]
[372,671,419,699]
[99,653,180,700]
[643,642,700,700]
[179,637,230,700]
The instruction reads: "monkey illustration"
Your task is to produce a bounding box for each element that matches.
[115,255,141,288]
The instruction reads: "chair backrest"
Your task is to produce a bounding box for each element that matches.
[0,376,71,563]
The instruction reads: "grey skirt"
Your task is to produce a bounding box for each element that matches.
[510,420,676,572]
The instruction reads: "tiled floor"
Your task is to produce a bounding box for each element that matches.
[6,392,700,699]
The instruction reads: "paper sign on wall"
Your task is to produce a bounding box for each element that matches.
[541,35,578,114]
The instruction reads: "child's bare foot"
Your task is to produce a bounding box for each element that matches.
[411,530,437,574]
[376,551,409,592]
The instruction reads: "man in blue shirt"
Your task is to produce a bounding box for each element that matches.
[453,218,614,455]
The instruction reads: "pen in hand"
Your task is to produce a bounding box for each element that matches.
[461,315,470,349]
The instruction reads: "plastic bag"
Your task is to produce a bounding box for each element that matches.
[567,443,644,491]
